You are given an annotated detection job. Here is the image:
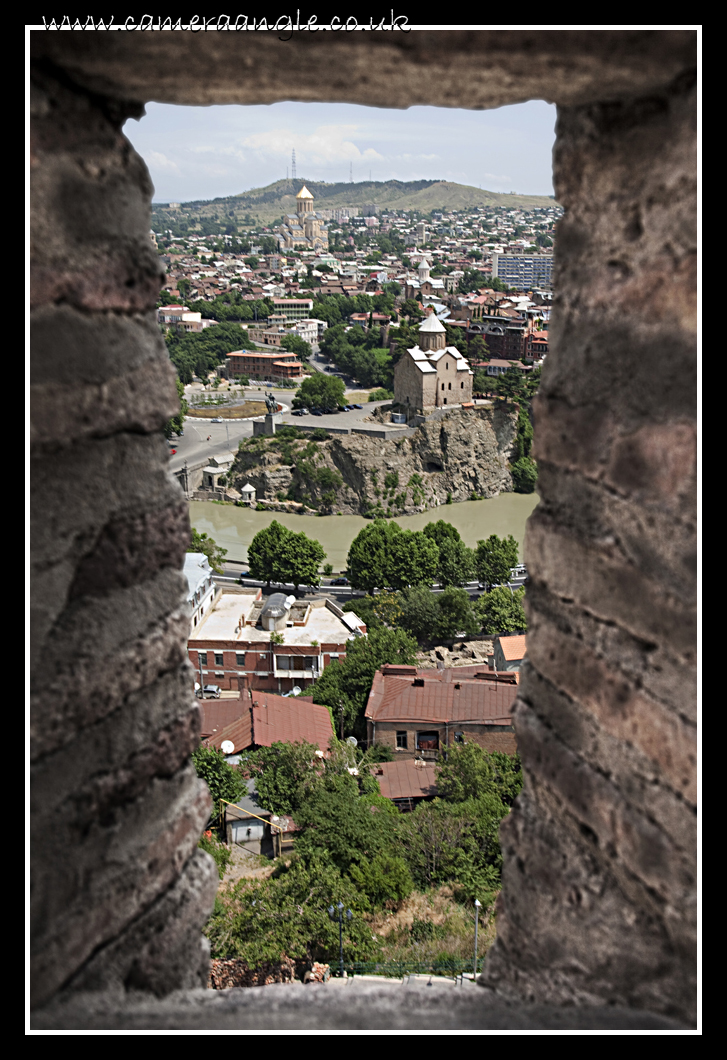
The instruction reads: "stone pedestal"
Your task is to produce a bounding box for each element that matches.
[253,412,282,437]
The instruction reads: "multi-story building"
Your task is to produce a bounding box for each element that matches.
[271,297,314,321]
[225,349,303,379]
[188,590,367,695]
[492,252,554,291]
[183,553,218,632]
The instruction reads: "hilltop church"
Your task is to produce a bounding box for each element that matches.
[277,185,329,252]
[394,313,474,413]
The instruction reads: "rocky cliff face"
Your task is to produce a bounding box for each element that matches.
[231,405,518,516]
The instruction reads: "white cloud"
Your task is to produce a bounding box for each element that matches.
[147,150,179,171]
[241,124,384,165]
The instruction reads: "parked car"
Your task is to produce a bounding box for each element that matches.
[196,684,221,699]
[353,404,363,409]
[211,417,224,422]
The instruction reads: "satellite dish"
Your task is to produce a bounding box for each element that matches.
[292,686,302,696]
[221,740,235,755]
[346,736,358,747]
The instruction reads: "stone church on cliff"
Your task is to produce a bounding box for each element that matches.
[394,313,474,413]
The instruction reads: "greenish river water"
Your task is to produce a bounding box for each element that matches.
[190,493,540,571]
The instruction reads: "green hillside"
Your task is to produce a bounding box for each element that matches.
[155,178,557,226]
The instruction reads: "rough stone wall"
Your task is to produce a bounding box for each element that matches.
[481,76,697,1024]
[30,67,218,1010]
[232,405,517,514]
[30,30,697,1028]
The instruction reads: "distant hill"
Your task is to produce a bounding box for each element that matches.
[154,178,557,225]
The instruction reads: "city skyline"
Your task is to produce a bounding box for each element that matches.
[123,99,557,204]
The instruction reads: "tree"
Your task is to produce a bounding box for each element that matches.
[280,333,312,363]
[398,585,440,643]
[293,373,346,411]
[247,520,289,588]
[436,740,522,806]
[164,377,188,438]
[475,586,527,635]
[386,529,439,590]
[423,522,476,588]
[204,856,378,964]
[346,519,400,594]
[511,456,538,493]
[189,528,227,574]
[293,770,400,875]
[347,520,438,593]
[475,534,519,588]
[191,745,246,825]
[312,626,418,737]
[396,795,506,902]
[245,741,324,815]
[436,586,480,640]
[247,521,326,592]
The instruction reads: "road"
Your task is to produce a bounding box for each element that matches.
[169,380,399,474]
[217,564,527,602]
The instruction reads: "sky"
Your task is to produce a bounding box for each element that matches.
[123,99,556,204]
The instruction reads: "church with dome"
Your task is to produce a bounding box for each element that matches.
[276,185,329,251]
[393,312,473,414]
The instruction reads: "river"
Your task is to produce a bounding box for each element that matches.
[189,493,540,571]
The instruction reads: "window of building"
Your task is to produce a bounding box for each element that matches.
[416,731,439,751]
[454,732,465,743]
[448,382,451,390]
[198,651,208,666]
[236,653,245,666]
[276,656,290,671]
[214,653,223,666]
[396,731,408,749]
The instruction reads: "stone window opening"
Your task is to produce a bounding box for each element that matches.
[30,31,696,1031]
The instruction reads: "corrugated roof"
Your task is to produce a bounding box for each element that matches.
[200,699,250,739]
[366,668,516,724]
[372,760,438,801]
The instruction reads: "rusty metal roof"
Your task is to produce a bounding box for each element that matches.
[207,692,333,753]
[371,760,438,801]
[366,667,516,724]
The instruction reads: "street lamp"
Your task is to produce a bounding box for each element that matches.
[328,901,353,978]
[473,898,482,979]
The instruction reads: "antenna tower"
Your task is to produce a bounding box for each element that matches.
[291,149,297,180]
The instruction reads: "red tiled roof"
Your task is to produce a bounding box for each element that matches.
[498,635,527,661]
[371,760,438,801]
[366,667,516,724]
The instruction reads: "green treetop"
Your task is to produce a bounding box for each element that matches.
[293,373,346,410]
[189,528,227,574]
[247,520,325,592]
[475,534,519,588]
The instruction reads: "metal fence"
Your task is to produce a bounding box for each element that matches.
[341,958,485,979]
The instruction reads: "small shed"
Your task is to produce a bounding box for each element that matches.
[225,779,274,855]
[240,482,256,505]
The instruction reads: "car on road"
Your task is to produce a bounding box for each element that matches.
[195,684,221,699]
[238,572,250,580]
[331,577,349,586]
[353,404,363,409]
[311,409,322,416]
[211,417,224,422]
